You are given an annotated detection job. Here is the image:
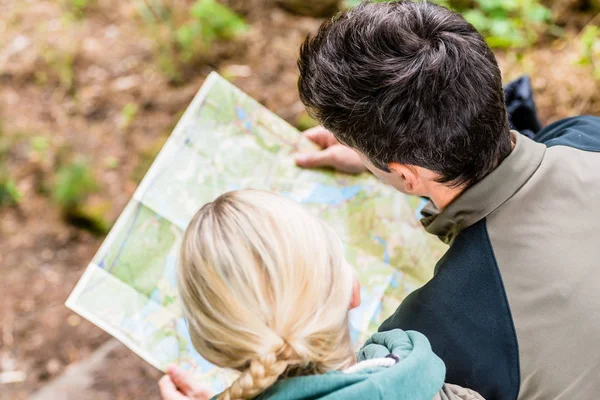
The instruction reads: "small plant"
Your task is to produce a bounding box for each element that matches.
[51,157,111,234]
[29,136,51,164]
[62,0,94,19]
[104,156,120,169]
[52,158,98,209]
[0,176,22,207]
[0,124,22,207]
[461,0,552,48]
[135,0,248,83]
[36,46,76,93]
[30,136,50,153]
[577,24,600,79]
[120,103,139,129]
[178,0,248,58]
[344,0,553,49]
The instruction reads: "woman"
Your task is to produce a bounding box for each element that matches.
[159,190,483,400]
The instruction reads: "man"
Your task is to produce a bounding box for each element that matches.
[295,2,600,400]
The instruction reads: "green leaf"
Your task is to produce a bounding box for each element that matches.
[476,0,515,13]
[577,25,600,67]
[176,24,194,50]
[486,32,524,48]
[73,0,89,9]
[489,18,513,37]
[120,103,139,129]
[30,136,49,152]
[343,0,362,8]
[581,25,599,48]
[463,9,489,32]
[433,0,451,8]
[525,3,551,23]
[190,0,248,39]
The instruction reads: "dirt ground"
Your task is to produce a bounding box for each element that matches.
[0,0,598,399]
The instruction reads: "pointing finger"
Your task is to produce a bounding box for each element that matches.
[295,147,338,169]
[303,126,337,148]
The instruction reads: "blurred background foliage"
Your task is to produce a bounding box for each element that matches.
[3,0,592,234]
[0,0,599,399]
[135,0,249,83]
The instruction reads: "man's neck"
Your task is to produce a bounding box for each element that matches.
[428,137,517,211]
[428,184,464,210]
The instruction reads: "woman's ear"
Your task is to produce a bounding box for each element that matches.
[350,276,361,310]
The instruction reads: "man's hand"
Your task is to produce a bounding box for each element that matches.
[295,126,367,174]
[158,365,214,400]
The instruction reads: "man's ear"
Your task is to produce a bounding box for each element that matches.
[388,163,420,194]
[350,276,361,310]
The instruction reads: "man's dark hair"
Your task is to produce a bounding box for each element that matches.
[298,1,512,187]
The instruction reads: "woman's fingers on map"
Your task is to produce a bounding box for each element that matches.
[166,365,214,400]
[158,374,189,400]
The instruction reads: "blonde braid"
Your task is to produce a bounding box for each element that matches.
[219,353,290,400]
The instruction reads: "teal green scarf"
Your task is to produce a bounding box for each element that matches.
[258,329,446,400]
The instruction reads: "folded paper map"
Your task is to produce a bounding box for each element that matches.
[66,72,446,393]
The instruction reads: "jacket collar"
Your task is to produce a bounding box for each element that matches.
[421,131,546,243]
[261,330,445,400]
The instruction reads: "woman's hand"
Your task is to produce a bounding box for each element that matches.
[295,126,367,174]
[158,365,214,400]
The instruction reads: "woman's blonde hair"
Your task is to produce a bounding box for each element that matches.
[178,190,356,400]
